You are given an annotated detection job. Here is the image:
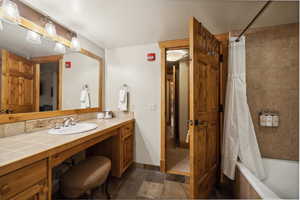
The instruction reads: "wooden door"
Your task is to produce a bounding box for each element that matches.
[1,50,35,114]
[189,17,221,198]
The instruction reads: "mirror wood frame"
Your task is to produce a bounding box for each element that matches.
[0,2,105,125]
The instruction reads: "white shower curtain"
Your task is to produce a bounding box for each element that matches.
[222,36,266,180]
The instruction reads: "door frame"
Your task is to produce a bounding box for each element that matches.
[31,55,63,112]
[159,34,229,195]
[159,39,189,174]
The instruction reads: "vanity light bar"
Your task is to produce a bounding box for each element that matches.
[1,0,20,24]
[71,36,81,52]
[0,6,3,31]
[45,20,57,37]
[54,42,66,54]
[0,1,80,51]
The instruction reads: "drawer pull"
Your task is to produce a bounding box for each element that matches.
[41,185,48,193]
[0,184,10,194]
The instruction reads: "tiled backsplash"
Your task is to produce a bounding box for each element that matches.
[24,115,78,134]
[0,111,133,138]
[0,122,26,138]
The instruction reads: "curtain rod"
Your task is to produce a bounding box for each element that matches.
[235,0,272,42]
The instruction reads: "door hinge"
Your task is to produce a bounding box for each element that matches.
[219,104,224,112]
[219,54,224,63]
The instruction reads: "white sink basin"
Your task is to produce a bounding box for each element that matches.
[48,123,98,135]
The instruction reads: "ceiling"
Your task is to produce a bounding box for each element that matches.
[20,0,299,49]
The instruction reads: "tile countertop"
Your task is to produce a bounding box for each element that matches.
[0,115,134,169]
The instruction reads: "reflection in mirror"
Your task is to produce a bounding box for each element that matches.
[62,53,99,110]
[40,62,59,111]
[0,21,100,114]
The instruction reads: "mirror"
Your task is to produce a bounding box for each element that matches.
[0,22,100,114]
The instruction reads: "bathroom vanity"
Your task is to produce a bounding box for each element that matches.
[0,116,135,200]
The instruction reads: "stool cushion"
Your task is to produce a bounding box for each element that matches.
[61,156,111,198]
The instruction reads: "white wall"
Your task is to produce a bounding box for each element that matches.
[105,43,161,166]
[179,60,189,144]
[62,52,99,110]
[78,34,105,58]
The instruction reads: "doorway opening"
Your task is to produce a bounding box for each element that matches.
[166,48,190,175]
[39,62,59,111]
[160,18,227,199]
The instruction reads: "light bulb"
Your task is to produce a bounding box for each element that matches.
[26,30,41,45]
[71,36,81,51]
[1,0,20,24]
[167,50,188,62]
[45,21,56,37]
[54,42,66,54]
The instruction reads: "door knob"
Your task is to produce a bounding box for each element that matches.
[6,109,13,114]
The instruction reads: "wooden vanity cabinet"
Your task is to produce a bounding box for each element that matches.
[87,121,135,177]
[0,120,134,199]
[10,182,48,200]
[0,160,48,200]
[120,122,134,173]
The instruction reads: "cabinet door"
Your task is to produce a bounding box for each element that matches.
[0,160,47,199]
[122,134,134,172]
[9,183,47,200]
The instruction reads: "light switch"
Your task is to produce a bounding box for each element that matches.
[149,104,157,111]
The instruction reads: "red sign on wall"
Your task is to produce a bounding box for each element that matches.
[147,53,156,61]
[65,61,72,68]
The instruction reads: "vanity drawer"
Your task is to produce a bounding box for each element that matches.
[0,160,47,200]
[121,123,134,139]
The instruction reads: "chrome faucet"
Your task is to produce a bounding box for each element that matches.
[63,117,76,127]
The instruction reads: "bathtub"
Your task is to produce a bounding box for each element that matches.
[235,158,299,199]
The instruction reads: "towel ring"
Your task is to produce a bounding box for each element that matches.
[83,84,88,89]
[121,84,129,90]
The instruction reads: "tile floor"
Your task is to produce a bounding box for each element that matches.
[54,165,231,199]
[91,166,189,199]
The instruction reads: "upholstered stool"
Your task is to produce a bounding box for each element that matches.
[61,156,111,199]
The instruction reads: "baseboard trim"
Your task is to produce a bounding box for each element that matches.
[133,162,160,171]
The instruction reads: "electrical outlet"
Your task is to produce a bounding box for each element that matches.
[149,104,157,111]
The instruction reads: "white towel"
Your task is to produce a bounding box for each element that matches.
[80,88,90,108]
[118,87,128,111]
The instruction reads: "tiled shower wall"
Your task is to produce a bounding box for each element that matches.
[245,23,299,161]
